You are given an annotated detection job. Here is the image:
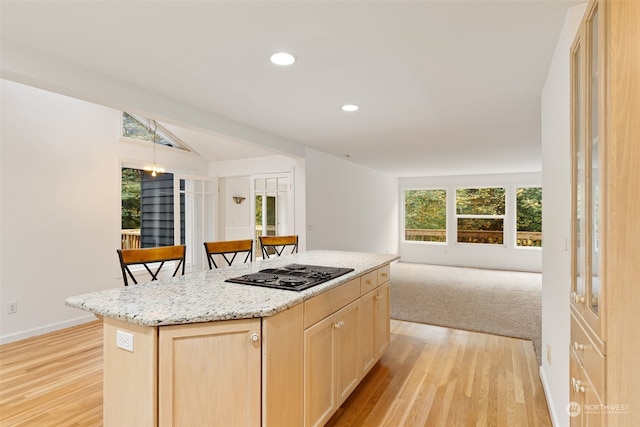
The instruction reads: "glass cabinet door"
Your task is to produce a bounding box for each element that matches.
[571,29,586,308]
[571,1,604,341]
[584,3,603,336]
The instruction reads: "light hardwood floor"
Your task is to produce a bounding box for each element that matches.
[0,319,551,426]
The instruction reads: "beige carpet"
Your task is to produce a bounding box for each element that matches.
[390,262,542,364]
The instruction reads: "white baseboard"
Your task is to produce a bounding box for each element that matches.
[539,365,560,427]
[0,314,98,345]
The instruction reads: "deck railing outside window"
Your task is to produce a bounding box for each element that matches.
[405,229,542,247]
[121,229,141,249]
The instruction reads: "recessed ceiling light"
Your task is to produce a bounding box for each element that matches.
[341,104,359,112]
[270,52,296,66]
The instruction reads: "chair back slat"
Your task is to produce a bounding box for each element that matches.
[259,235,298,259]
[204,239,253,269]
[117,245,186,286]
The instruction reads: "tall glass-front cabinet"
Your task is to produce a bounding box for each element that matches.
[569,0,640,425]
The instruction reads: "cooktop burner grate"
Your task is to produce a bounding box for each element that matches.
[279,277,309,285]
[242,273,278,283]
[226,264,354,291]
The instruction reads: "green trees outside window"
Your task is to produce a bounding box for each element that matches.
[404,186,542,247]
[516,187,542,247]
[456,187,505,245]
[122,168,142,229]
[404,189,447,242]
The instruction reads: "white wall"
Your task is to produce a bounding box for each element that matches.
[211,155,307,250]
[0,80,209,343]
[539,3,587,426]
[0,79,397,343]
[305,148,398,255]
[399,173,542,272]
[220,176,253,241]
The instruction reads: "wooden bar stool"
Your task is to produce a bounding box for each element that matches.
[258,235,298,259]
[117,245,186,286]
[203,239,253,269]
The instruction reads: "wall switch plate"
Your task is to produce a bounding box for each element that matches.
[8,301,17,314]
[116,330,134,352]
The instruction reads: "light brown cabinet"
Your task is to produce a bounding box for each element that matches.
[158,319,261,427]
[361,279,390,376]
[375,282,391,358]
[570,349,604,427]
[304,299,361,427]
[102,263,392,427]
[303,265,391,427]
[335,301,362,405]
[570,0,640,425]
[570,0,604,346]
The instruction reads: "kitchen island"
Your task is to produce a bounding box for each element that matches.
[66,250,399,427]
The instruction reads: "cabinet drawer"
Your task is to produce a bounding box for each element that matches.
[304,278,360,329]
[377,264,390,285]
[571,313,605,399]
[360,270,378,295]
[570,348,605,425]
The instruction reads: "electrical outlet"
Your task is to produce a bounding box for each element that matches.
[8,301,17,314]
[116,330,134,352]
[546,343,552,364]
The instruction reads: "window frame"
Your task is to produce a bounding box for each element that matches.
[454,186,506,246]
[402,188,448,245]
[120,112,193,152]
[250,172,295,258]
[514,185,543,249]
[119,161,217,277]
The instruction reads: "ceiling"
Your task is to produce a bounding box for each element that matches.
[1,0,576,177]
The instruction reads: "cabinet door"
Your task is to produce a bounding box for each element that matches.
[304,315,336,427]
[584,384,603,427]
[571,0,605,343]
[361,284,390,376]
[582,0,604,341]
[571,19,587,314]
[335,300,361,405]
[570,347,604,427]
[360,289,377,375]
[159,319,261,427]
[375,282,391,359]
[569,349,585,427]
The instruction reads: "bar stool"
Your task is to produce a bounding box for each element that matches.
[203,239,253,269]
[117,245,186,286]
[258,235,298,259]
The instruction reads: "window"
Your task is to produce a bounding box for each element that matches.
[516,187,542,247]
[121,167,216,272]
[403,189,446,242]
[252,174,294,258]
[456,187,505,245]
[121,112,190,151]
[121,167,180,249]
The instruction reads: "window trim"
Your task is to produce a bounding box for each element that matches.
[120,112,194,153]
[118,161,217,277]
[401,183,541,250]
[514,185,543,249]
[455,186,506,247]
[402,187,448,245]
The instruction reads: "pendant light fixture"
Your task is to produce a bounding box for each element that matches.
[144,119,165,177]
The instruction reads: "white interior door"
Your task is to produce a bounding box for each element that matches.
[251,172,294,257]
[174,174,217,272]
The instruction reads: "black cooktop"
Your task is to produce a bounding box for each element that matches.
[225,263,354,291]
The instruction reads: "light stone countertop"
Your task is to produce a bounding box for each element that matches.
[65,250,399,327]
